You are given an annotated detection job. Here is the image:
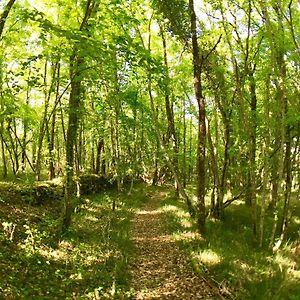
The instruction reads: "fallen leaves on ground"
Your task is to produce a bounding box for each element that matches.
[129,191,216,299]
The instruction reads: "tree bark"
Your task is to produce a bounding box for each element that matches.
[63,0,97,231]
[95,139,104,174]
[48,62,60,180]
[159,23,179,194]
[248,71,258,241]
[189,0,206,234]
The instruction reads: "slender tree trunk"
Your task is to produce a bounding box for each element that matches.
[8,120,19,174]
[1,133,15,175]
[183,98,187,188]
[48,111,56,180]
[207,118,219,215]
[248,71,258,242]
[0,59,7,178]
[0,122,7,178]
[63,0,97,231]
[110,106,121,210]
[259,77,271,248]
[152,144,159,185]
[48,63,60,180]
[22,68,31,172]
[101,142,106,176]
[188,117,193,182]
[75,121,84,174]
[95,139,104,174]
[64,64,81,228]
[189,0,206,234]
[159,23,179,194]
[273,100,292,251]
[36,61,58,180]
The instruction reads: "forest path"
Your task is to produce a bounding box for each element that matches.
[129,190,215,299]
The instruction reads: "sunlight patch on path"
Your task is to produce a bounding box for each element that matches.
[136,210,161,216]
[133,235,174,243]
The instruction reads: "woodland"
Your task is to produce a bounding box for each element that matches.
[0,0,299,299]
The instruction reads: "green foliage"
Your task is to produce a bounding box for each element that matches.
[159,191,300,299]
[0,183,149,299]
[0,1,299,297]
[154,0,190,41]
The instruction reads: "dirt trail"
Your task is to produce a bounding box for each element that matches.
[129,191,216,299]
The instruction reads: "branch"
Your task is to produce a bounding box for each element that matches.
[8,126,35,172]
[203,34,222,61]
[0,0,16,39]
[224,191,244,208]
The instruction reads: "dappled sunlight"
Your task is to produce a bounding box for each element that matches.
[84,206,101,213]
[234,259,252,272]
[191,195,197,203]
[179,218,192,228]
[230,200,244,206]
[173,231,203,242]
[160,204,178,212]
[274,253,297,269]
[69,272,83,281]
[37,246,68,262]
[136,209,161,215]
[208,217,222,223]
[80,252,110,266]
[84,215,100,222]
[288,269,300,280]
[160,204,190,218]
[0,181,153,298]
[133,234,174,243]
[292,216,300,224]
[192,249,222,267]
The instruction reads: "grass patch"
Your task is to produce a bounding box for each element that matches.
[159,190,300,300]
[0,183,149,299]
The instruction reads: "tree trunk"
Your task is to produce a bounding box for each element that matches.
[48,62,60,180]
[0,58,7,178]
[95,139,104,174]
[207,118,219,215]
[188,117,193,182]
[22,68,31,172]
[189,0,206,234]
[63,0,97,231]
[8,120,19,174]
[248,71,258,242]
[0,123,7,178]
[159,23,179,194]
[36,61,58,180]
[183,98,187,188]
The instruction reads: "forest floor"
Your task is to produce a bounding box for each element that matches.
[129,190,217,299]
[0,181,138,299]
[0,181,299,299]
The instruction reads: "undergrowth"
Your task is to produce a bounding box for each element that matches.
[159,189,300,300]
[0,183,149,299]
